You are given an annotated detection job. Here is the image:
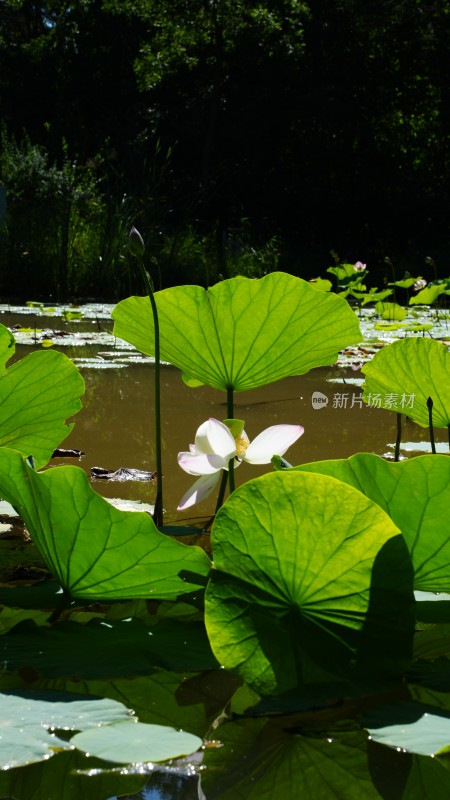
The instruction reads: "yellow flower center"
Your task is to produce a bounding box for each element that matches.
[234,431,250,459]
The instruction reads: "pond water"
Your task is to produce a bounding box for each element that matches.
[0,304,448,800]
[1,303,445,525]
[59,358,443,523]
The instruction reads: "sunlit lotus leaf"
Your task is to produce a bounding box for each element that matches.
[71,719,202,764]
[365,701,450,755]
[327,263,359,280]
[308,277,332,291]
[362,338,450,427]
[0,323,84,467]
[409,284,446,305]
[112,273,361,391]
[205,471,414,696]
[375,301,406,321]
[389,278,418,289]
[0,690,130,769]
[360,288,393,305]
[295,453,450,593]
[0,448,211,599]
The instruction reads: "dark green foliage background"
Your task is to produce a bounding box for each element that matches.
[0,0,449,297]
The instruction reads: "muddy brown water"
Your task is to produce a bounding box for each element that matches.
[42,353,441,526]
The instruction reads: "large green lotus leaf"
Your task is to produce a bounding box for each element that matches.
[362,338,450,427]
[112,273,361,391]
[0,690,130,769]
[71,719,202,764]
[0,448,211,599]
[0,331,84,467]
[295,453,450,592]
[205,471,414,696]
[201,717,385,800]
[1,617,217,677]
[409,284,446,305]
[202,715,450,799]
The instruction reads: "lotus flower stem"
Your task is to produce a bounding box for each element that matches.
[141,262,163,525]
[214,471,229,515]
[227,387,236,493]
[427,396,436,454]
[214,387,236,512]
[129,227,163,526]
[395,412,401,462]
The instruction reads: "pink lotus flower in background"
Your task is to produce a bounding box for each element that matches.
[177,418,304,510]
[353,261,367,272]
[414,278,427,291]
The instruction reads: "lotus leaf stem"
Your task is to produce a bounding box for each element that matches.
[427,396,436,454]
[395,412,401,462]
[135,252,163,527]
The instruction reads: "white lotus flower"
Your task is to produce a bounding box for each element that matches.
[177,418,304,510]
[414,278,427,291]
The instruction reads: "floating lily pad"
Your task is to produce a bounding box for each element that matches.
[387,441,448,454]
[71,719,202,764]
[0,690,130,769]
[365,701,450,755]
[105,498,154,514]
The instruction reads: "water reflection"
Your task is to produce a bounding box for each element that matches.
[108,771,200,799]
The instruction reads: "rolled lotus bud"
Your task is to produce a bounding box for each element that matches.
[129,226,145,257]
